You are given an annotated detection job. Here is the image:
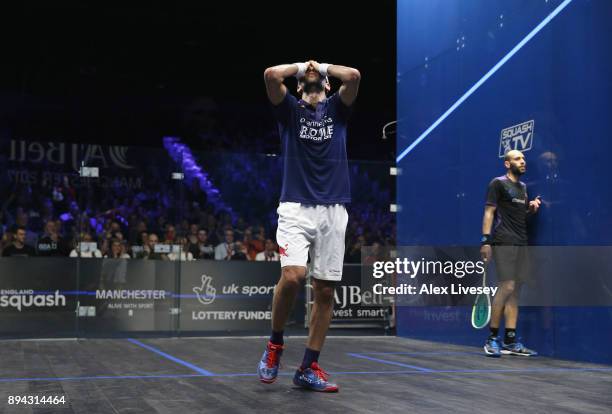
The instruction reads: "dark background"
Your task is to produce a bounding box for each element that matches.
[0,1,396,160]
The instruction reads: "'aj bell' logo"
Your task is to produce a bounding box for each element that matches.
[193,275,216,305]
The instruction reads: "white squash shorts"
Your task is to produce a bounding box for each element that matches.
[276,202,348,281]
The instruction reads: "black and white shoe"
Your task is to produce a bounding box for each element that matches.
[501,341,538,356]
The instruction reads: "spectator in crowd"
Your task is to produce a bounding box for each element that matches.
[129,220,148,245]
[104,239,131,259]
[250,226,266,256]
[99,238,110,257]
[0,136,395,261]
[234,216,247,240]
[215,228,235,260]
[255,239,280,262]
[154,216,167,237]
[206,214,218,243]
[178,219,191,238]
[242,227,259,260]
[99,220,123,250]
[120,238,130,257]
[138,231,148,250]
[187,223,199,245]
[168,237,194,261]
[69,233,102,258]
[231,240,249,261]
[108,220,123,239]
[37,220,69,256]
[2,226,37,257]
[139,233,166,260]
[15,210,38,247]
[164,224,177,244]
[190,229,214,260]
[126,231,146,258]
[214,223,230,247]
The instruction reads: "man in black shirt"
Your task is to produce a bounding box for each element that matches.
[189,229,214,260]
[37,220,69,257]
[480,150,541,357]
[2,226,37,257]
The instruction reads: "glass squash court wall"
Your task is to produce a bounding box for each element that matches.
[395,0,612,363]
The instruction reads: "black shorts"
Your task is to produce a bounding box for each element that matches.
[492,245,531,283]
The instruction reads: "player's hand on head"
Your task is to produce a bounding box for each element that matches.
[308,60,320,72]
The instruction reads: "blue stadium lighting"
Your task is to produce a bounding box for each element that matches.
[163,136,233,215]
[396,0,574,164]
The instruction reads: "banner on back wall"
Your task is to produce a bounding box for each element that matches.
[178,261,303,332]
[75,259,175,334]
[0,258,77,337]
[306,264,388,327]
[2,258,396,337]
[2,138,148,190]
